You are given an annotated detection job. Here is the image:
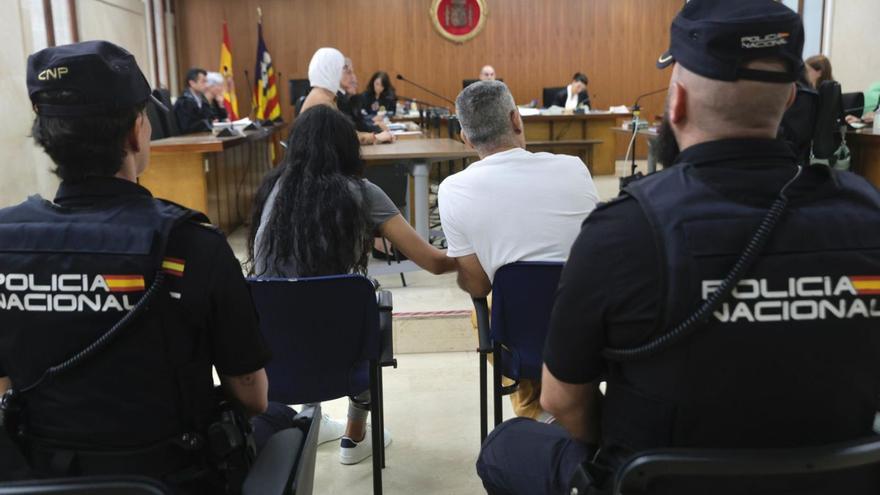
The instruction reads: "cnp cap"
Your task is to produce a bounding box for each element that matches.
[656,0,804,83]
[27,40,166,117]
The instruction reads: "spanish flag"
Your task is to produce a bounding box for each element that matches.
[219,21,239,121]
[850,276,880,295]
[161,257,186,277]
[102,275,146,293]
[253,20,281,122]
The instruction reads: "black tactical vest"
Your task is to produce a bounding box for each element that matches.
[0,194,209,447]
[601,164,880,455]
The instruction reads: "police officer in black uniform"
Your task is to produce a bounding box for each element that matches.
[0,41,271,492]
[477,1,880,494]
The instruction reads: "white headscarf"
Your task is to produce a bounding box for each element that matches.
[308,47,345,94]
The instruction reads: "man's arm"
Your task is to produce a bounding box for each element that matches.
[221,369,268,417]
[540,365,601,444]
[0,377,10,395]
[454,254,491,297]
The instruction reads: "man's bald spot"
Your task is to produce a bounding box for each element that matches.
[672,60,795,134]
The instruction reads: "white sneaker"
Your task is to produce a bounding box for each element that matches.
[317,413,346,445]
[338,426,392,465]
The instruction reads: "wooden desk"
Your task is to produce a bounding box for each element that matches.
[433,112,629,176]
[521,112,631,175]
[361,138,477,239]
[140,125,285,233]
[849,128,880,189]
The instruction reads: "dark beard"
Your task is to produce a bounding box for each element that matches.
[653,115,680,168]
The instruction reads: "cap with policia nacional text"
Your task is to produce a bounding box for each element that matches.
[656,0,805,83]
[26,40,167,117]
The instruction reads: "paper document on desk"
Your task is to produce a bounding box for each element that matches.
[391,130,422,136]
[232,117,254,129]
[518,107,541,117]
[609,105,630,114]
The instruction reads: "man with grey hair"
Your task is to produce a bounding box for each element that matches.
[204,71,229,121]
[438,80,599,420]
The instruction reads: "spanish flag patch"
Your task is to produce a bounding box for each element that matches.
[102,275,146,292]
[162,257,186,277]
[849,276,880,295]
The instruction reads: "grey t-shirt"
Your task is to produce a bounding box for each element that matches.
[253,177,399,277]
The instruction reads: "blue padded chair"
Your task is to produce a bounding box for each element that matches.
[0,476,171,494]
[597,435,880,495]
[473,262,564,443]
[246,275,396,495]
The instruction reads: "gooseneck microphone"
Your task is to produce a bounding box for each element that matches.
[632,87,669,111]
[396,74,456,107]
[398,95,446,109]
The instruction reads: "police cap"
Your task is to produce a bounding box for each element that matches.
[657,0,805,83]
[27,40,166,117]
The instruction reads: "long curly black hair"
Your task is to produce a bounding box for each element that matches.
[248,105,371,277]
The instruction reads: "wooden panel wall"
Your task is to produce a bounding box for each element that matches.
[174,0,682,125]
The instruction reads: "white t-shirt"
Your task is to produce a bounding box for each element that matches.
[438,147,600,281]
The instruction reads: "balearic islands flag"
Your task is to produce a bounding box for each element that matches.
[253,20,281,121]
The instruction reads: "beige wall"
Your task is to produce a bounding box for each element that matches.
[827,0,880,94]
[0,5,58,209]
[76,0,154,86]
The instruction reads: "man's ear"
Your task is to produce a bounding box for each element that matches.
[668,81,687,125]
[460,129,474,149]
[127,113,144,153]
[509,109,523,135]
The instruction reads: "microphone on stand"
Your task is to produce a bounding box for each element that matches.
[242,69,262,130]
[631,87,669,113]
[398,94,446,109]
[627,87,667,177]
[396,74,456,108]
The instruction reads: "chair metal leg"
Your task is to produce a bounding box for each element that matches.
[377,365,386,468]
[493,342,503,427]
[369,362,383,495]
[480,352,488,444]
[382,237,407,287]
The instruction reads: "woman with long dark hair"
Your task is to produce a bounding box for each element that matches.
[361,71,397,117]
[249,105,454,464]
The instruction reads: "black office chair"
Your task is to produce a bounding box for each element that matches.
[294,95,307,117]
[0,476,172,494]
[145,98,167,140]
[543,86,565,108]
[842,91,865,117]
[607,435,880,495]
[813,80,844,161]
[779,84,819,165]
[153,89,180,137]
[289,79,310,109]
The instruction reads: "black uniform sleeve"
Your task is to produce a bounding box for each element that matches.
[206,239,271,376]
[543,199,660,384]
[174,97,212,134]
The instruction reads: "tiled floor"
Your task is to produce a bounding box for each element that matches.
[229,170,628,494]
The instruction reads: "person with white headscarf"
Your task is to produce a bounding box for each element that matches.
[301,47,393,144]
